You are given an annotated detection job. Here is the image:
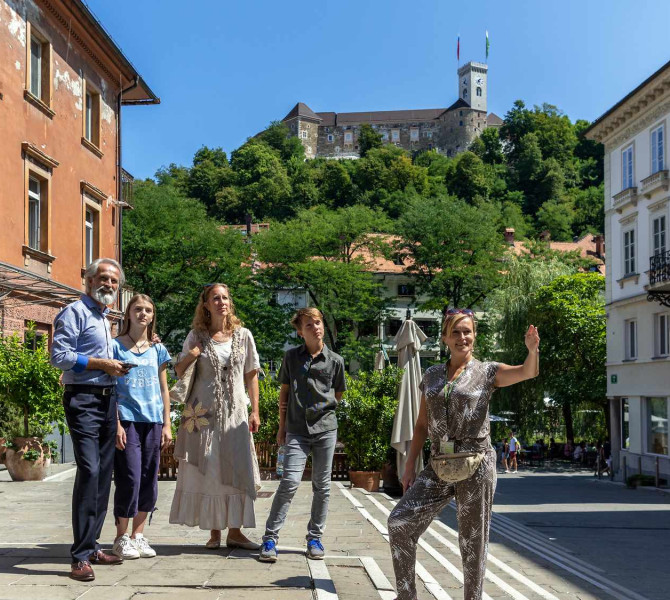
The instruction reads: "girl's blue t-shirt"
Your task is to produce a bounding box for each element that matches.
[113,340,171,423]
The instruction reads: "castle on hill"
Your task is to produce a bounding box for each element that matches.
[282,61,502,159]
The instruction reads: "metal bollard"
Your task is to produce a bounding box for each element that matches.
[656,457,660,488]
[638,455,642,477]
[622,455,627,482]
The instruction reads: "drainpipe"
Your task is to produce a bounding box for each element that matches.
[117,78,138,268]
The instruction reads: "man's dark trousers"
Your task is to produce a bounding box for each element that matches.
[63,389,117,562]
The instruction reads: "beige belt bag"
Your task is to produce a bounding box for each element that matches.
[431,451,485,483]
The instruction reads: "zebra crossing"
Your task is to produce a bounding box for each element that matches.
[337,483,650,600]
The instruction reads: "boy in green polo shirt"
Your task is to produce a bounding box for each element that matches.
[259,308,346,562]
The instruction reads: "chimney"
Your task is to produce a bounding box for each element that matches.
[539,230,551,242]
[503,228,515,245]
[593,234,605,258]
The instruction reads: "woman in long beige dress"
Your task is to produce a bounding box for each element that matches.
[169,283,261,549]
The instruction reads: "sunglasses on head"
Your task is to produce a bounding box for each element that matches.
[445,308,474,316]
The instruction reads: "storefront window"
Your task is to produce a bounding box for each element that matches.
[647,397,668,455]
[621,399,630,450]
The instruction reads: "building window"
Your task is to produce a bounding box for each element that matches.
[655,312,670,357]
[622,145,634,189]
[85,209,95,266]
[651,124,665,174]
[459,111,463,116]
[381,131,388,141]
[459,121,464,127]
[397,284,415,297]
[392,253,405,266]
[624,319,637,360]
[646,397,668,455]
[27,26,51,106]
[344,131,353,143]
[425,130,433,139]
[463,88,468,98]
[84,89,101,147]
[387,319,402,336]
[476,86,482,97]
[621,399,630,450]
[301,130,308,139]
[28,177,42,250]
[653,215,666,256]
[623,229,636,275]
[410,128,419,142]
[327,134,334,142]
[391,129,400,142]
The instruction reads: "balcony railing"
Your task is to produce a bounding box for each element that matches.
[121,168,134,207]
[612,187,637,213]
[649,250,670,285]
[640,170,669,198]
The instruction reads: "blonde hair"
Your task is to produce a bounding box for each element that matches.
[191,283,242,333]
[441,311,478,340]
[291,307,323,331]
[119,294,156,341]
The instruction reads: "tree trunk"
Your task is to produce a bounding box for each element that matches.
[23,405,29,438]
[562,400,574,442]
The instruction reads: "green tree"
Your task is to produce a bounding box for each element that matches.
[186,147,233,215]
[318,160,355,208]
[571,183,605,236]
[445,151,491,204]
[529,273,607,441]
[254,206,390,352]
[470,127,504,165]
[395,195,505,312]
[123,180,290,359]
[358,123,383,157]
[258,121,306,162]
[536,197,576,241]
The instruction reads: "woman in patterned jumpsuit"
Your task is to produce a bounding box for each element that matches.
[388,309,540,600]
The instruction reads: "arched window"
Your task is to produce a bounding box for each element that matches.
[463,88,468,98]
[476,87,482,97]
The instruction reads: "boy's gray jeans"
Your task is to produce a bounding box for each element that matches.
[263,429,337,542]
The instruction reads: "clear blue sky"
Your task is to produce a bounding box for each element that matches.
[86,0,670,180]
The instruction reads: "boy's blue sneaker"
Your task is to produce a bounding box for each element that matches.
[258,539,278,563]
[306,538,324,560]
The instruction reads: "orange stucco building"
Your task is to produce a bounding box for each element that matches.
[0,0,158,340]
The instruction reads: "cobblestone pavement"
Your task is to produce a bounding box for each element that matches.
[0,463,667,600]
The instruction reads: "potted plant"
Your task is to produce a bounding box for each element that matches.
[0,325,64,481]
[337,367,402,492]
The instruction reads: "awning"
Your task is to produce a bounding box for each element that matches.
[0,260,82,307]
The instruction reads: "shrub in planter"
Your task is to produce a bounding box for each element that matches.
[336,367,403,489]
[0,325,64,481]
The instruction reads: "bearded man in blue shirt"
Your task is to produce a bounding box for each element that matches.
[51,258,131,582]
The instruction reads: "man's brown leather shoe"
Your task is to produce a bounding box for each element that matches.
[70,560,95,581]
[89,550,123,565]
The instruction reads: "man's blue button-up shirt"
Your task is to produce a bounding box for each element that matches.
[51,294,115,386]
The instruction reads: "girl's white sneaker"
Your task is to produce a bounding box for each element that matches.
[132,534,156,558]
[112,534,140,559]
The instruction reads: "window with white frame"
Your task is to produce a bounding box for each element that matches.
[623,228,636,275]
[84,86,101,147]
[28,177,41,250]
[344,131,353,143]
[391,129,400,142]
[624,318,637,360]
[327,134,334,143]
[381,131,388,141]
[622,145,634,189]
[621,399,630,449]
[30,36,42,99]
[410,128,419,142]
[85,209,95,267]
[653,215,666,256]
[425,130,433,139]
[301,130,308,139]
[27,25,51,107]
[646,397,668,455]
[476,86,482,97]
[651,124,665,174]
[655,312,669,357]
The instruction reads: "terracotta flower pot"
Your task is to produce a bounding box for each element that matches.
[348,470,381,492]
[5,437,50,481]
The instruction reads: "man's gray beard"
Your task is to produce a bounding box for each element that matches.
[92,286,117,306]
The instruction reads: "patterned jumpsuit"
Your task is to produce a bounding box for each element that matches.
[388,359,500,600]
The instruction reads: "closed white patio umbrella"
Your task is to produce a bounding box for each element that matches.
[391,317,426,481]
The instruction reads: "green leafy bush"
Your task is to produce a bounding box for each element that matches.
[336,367,403,471]
[0,325,64,439]
[256,367,280,444]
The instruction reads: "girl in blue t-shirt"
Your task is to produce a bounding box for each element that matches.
[111,294,171,560]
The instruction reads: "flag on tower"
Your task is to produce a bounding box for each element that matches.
[485,30,490,60]
[457,36,460,62]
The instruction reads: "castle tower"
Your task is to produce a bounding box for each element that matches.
[457,62,488,113]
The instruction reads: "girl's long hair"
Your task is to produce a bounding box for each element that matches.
[191,283,242,333]
[119,294,156,342]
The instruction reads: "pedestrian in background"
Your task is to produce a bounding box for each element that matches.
[508,430,519,473]
[111,294,172,560]
[51,258,128,581]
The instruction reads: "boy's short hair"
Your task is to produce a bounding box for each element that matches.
[291,307,324,331]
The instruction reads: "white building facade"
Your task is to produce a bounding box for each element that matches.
[587,61,670,482]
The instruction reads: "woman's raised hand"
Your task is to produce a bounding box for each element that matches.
[525,325,540,354]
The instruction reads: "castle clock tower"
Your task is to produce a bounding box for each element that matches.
[458,62,488,112]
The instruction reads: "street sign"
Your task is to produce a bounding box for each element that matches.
[611,374,618,384]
